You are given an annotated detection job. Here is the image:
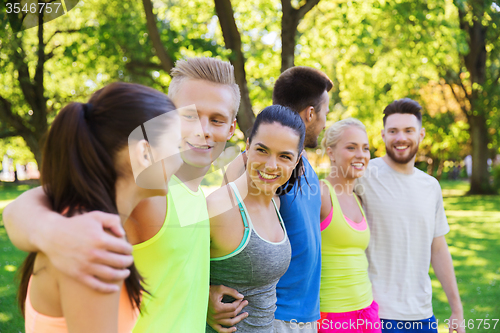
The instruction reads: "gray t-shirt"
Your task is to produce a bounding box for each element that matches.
[356,157,450,321]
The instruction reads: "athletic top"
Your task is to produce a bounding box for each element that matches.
[206,182,291,333]
[25,277,137,333]
[356,158,450,320]
[275,156,322,323]
[132,175,210,333]
[319,179,373,313]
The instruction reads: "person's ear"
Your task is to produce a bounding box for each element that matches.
[420,127,426,141]
[132,139,171,190]
[129,139,152,183]
[245,138,250,152]
[226,119,237,140]
[381,128,385,142]
[135,140,152,169]
[326,146,335,163]
[299,106,315,125]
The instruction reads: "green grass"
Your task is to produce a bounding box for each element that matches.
[0,182,37,333]
[0,181,499,333]
[432,181,500,332]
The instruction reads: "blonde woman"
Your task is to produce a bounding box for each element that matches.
[318,118,381,333]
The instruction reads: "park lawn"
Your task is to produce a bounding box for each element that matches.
[0,180,499,333]
[432,181,500,333]
[0,183,37,333]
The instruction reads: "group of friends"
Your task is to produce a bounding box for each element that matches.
[3,57,465,333]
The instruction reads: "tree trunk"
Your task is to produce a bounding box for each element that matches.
[213,0,255,137]
[232,55,255,137]
[280,0,321,72]
[0,10,48,168]
[142,0,174,73]
[281,2,299,72]
[436,160,444,181]
[468,113,494,193]
[23,133,43,167]
[457,1,494,194]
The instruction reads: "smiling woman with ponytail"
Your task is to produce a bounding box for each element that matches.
[17,82,182,333]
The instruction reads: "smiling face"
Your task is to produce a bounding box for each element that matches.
[152,111,183,183]
[246,122,301,195]
[172,79,236,169]
[327,126,370,180]
[382,113,425,165]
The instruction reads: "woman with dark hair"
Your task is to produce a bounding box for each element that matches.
[206,105,305,333]
[18,82,182,333]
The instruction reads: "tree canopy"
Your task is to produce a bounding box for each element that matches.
[0,0,498,193]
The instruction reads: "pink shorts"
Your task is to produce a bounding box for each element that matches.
[318,301,382,333]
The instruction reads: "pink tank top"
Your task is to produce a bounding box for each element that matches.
[321,208,368,231]
[25,277,138,333]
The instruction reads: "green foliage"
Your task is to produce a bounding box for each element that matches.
[421,111,470,162]
[295,0,463,155]
[1,0,499,181]
[0,137,36,166]
[71,0,223,89]
[297,0,500,165]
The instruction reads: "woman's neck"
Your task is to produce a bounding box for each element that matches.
[115,178,144,223]
[175,163,210,192]
[234,172,275,206]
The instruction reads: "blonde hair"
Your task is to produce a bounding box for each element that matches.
[168,57,241,118]
[321,118,366,149]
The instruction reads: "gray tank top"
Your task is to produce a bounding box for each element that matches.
[206,182,291,333]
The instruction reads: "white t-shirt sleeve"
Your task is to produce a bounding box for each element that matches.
[434,183,450,238]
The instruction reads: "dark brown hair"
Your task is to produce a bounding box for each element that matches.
[272,66,333,114]
[18,82,177,315]
[383,98,423,126]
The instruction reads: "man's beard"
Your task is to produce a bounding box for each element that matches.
[385,141,419,164]
[304,131,318,149]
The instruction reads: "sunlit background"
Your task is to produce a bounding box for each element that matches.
[1,0,499,332]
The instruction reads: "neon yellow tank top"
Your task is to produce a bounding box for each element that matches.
[320,179,373,312]
[132,175,210,333]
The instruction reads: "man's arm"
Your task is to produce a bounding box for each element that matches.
[221,152,246,186]
[431,235,465,333]
[3,187,133,293]
[207,285,249,333]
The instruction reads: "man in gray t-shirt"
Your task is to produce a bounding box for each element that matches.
[356,98,465,333]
